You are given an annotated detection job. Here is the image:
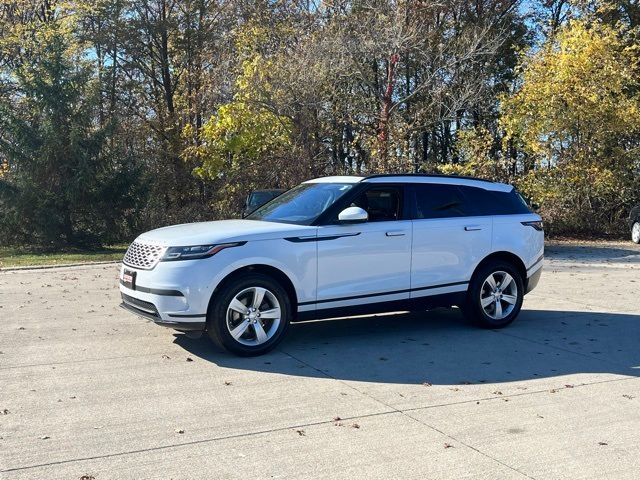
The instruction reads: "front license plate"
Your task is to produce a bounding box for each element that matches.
[122,269,136,290]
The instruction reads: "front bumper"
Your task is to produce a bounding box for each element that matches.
[118,260,213,331]
[120,294,206,331]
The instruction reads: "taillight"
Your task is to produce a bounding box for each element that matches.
[521,220,544,231]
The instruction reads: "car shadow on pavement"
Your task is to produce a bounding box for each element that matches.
[173,308,640,385]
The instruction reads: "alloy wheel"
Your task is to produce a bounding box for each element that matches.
[226,287,281,346]
[480,271,519,320]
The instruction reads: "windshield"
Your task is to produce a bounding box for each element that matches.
[247,183,354,225]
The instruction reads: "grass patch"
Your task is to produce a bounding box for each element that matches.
[0,245,127,268]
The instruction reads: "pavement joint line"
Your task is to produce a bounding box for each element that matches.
[0,409,401,474]
[280,350,640,480]
[399,375,639,414]
[400,410,538,480]
[2,366,637,474]
[277,350,586,480]
[0,351,172,371]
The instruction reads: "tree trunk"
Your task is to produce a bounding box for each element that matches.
[376,53,399,171]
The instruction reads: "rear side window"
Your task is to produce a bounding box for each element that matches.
[458,186,531,216]
[411,184,468,219]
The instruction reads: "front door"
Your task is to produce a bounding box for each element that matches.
[315,185,412,309]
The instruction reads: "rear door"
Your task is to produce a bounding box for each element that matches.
[408,183,492,300]
[314,185,412,309]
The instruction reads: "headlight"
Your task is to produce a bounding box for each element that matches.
[161,242,245,261]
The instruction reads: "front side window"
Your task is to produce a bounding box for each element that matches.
[247,183,354,225]
[412,184,467,219]
[349,187,402,222]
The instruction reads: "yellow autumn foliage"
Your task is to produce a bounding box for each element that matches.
[499,20,640,234]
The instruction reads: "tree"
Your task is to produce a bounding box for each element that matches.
[0,17,141,246]
[501,20,640,234]
[185,21,296,216]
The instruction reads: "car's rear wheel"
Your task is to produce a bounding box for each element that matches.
[632,221,640,244]
[207,273,291,356]
[463,261,524,329]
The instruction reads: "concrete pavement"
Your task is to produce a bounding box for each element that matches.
[1,241,639,479]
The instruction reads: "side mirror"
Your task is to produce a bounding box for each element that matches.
[338,206,368,223]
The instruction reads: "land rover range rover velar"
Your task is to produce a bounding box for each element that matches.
[120,175,544,356]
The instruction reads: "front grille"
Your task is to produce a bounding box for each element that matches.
[121,293,160,318]
[123,241,166,270]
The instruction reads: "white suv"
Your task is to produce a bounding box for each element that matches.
[120,175,544,355]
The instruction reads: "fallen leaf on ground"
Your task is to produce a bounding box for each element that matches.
[295,429,305,436]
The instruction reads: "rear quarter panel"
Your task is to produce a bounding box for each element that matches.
[491,214,544,271]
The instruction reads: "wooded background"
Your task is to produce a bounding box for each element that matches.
[0,0,639,246]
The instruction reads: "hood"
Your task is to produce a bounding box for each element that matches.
[136,219,316,247]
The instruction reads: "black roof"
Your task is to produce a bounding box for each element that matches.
[363,173,495,183]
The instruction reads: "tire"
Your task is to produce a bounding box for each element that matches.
[207,273,291,356]
[632,221,640,244]
[463,261,524,329]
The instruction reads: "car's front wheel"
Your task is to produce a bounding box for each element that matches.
[463,261,524,329]
[207,273,291,356]
[632,221,640,244]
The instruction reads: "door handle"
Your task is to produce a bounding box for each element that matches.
[386,231,406,237]
[464,225,482,231]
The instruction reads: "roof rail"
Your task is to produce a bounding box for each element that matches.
[363,173,495,183]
